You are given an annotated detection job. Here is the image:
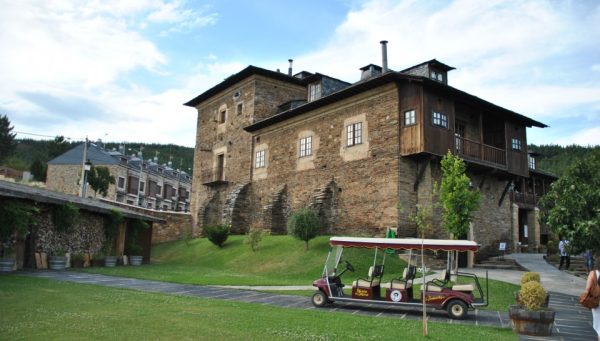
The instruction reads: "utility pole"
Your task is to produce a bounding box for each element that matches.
[136,146,143,207]
[79,137,88,197]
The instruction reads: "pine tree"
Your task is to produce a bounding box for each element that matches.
[0,114,17,164]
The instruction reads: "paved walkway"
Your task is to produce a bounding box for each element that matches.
[14,253,598,340]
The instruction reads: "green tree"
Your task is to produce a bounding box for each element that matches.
[287,208,320,250]
[30,159,47,182]
[539,151,600,253]
[87,166,115,197]
[439,151,481,239]
[48,136,71,159]
[0,114,17,164]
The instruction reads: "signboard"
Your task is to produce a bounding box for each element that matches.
[499,242,506,251]
[524,225,528,238]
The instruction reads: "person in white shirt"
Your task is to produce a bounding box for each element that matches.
[558,237,570,270]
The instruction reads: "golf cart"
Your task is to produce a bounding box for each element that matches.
[311,236,488,319]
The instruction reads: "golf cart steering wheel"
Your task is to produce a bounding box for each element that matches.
[345,261,355,272]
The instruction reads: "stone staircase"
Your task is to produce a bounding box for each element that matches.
[474,256,526,271]
[545,254,588,278]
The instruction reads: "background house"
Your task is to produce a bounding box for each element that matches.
[46,142,192,212]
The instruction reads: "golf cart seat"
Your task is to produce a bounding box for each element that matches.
[422,269,449,292]
[452,283,475,292]
[382,266,415,290]
[352,265,383,288]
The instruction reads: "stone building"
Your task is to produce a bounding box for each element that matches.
[46,143,192,212]
[185,42,554,259]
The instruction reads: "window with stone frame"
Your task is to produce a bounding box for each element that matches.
[117,176,125,189]
[219,108,226,124]
[308,82,322,102]
[432,111,448,128]
[236,103,243,115]
[299,136,312,157]
[512,138,522,151]
[255,150,265,168]
[347,122,363,146]
[139,181,145,193]
[404,109,416,126]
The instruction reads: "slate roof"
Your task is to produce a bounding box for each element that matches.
[0,180,164,222]
[48,143,118,166]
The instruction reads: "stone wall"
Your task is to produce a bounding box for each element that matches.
[250,83,401,235]
[46,164,83,196]
[99,199,193,244]
[34,206,105,255]
[190,74,306,234]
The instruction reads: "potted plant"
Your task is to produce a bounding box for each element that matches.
[103,209,123,267]
[127,219,148,266]
[48,247,68,270]
[50,203,79,269]
[0,200,38,272]
[515,272,549,307]
[509,274,555,336]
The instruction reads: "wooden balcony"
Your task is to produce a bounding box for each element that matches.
[455,136,506,169]
[510,192,540,207]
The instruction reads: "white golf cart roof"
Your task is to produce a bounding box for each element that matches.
[330,237,479,252]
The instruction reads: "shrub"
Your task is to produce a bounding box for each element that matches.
[244,226,264,252]
[521,272,541,285]
[287,208,320,250]
[52,203,80,233]
[126,219,149,255]
[519,281,547,311]
[546,240,558,255]
[103,210,123,255]
[204,225,230,248]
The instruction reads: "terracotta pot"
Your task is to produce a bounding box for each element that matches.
[509,305,555,336]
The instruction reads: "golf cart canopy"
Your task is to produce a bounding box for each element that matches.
[329,237,480,252]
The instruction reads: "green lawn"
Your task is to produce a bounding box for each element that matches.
[0,276,517,340]
[78,235,519,311]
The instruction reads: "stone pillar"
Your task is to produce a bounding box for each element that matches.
[531,208,541,252]
[511,203,520,253]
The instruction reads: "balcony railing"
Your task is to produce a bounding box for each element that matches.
[455,136,506,167]
[510,192,540,206]
[201,167,228,185]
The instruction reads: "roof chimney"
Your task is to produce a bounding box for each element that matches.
[380,40,388,73]
[288,59,293,76]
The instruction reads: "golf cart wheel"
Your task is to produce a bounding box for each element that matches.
[446,300,468,320]
[312,291,329,307]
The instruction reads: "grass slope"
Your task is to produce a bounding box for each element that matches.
[79,235,519,312]
[0,276,516,340]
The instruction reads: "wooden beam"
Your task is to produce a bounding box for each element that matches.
[498,181,512,207]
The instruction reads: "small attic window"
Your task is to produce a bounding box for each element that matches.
[308,82,321,102]
[430,70,443,82]
[233,90,241,100]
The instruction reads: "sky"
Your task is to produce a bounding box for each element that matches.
[1,0,599,148]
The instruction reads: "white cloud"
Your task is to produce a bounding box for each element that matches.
[0,0,219,147]
[286,0,600,145]
[554,127,600,146]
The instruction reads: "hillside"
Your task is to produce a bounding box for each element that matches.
[529,144,600,177]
